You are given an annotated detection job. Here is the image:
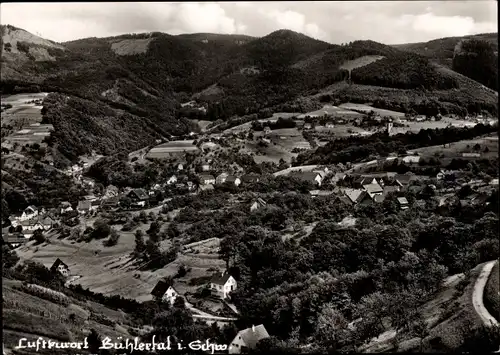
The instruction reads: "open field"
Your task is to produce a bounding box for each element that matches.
[146,140,200,159]
[412,134,498,160]
[339,55,385,71]
[15,217,224,302]
[314,124,372,137]
[2,278,130,354]
[339,102,405,118]
[298,104,363,119]
[1,93,48,128]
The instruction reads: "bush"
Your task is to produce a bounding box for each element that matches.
[103,229,120,247]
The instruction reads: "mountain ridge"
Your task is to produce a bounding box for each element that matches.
[1,25,497,164]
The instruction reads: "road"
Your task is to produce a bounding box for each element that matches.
[472,260,499,327]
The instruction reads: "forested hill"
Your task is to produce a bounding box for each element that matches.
[1,25,498,161]
[393,33,498,90]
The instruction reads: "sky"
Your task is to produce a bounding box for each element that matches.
[0,1,497,44]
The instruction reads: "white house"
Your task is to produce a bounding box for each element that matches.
[210,272,237,299]
[228,325,270,354]
[151,281,179,305]
[166,175,178,185]
[20,206,38,221]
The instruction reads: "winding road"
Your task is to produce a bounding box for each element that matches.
[472,260,499,327]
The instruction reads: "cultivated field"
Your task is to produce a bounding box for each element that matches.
[298,104,363,118]
[1,93,47,128]
[339,55,385,71]
[146,140,200,159]
[412,135,498,160]
[338,102,405,118]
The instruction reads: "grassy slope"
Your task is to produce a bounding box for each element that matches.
[2,278,130,354]
[484,260,499,320]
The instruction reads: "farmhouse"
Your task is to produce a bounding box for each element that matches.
[362,182,383,198]
[250,198,267,212]
[394,174,414,188]
[210,272,237,299]
[228,324,270,354]
[127,188,149,207]
[199,174,216,185]
[50,258,70,277]
[151,281,179,305]
[101,196,120,210]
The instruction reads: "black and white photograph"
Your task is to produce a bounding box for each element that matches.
[1,1,499,354]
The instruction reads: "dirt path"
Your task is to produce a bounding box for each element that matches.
[472,260,499,327]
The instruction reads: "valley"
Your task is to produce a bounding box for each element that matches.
[1,19,499,355]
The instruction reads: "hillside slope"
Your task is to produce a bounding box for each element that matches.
[2,26,498,162]
[393,33,498,90]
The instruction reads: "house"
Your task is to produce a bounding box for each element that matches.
[225,175,241,186]
[394,174,414,187]
[362,182,383,197]
[101,196,120,210]
[263,126,271,135]
[462,152,481,158]
[383,185,400,197]
[186,181,196,191]
[151,280,179,305]
[228,324,270,354]
[241,174,260,184]
[128,189,149,208]
[152,183,163,191]
[250,198,267,212]
[90,200,100,212]
[60,202,73,215]
[50,258,69,277]
[290,171,323,186]
[331,173,346,184]
[166,175,177,185]
[303,123,312,130]
[216,173,229,184]
[21,205,38,221]
[397,197,409,210]
[490,178,499,186]
[403,156,420,164]
[199,174,216,185]
[198,184,214,193]
[210,272,237,299]
[39,215,56,230]
[326,122,335,128]
[177,163,184,171]
[344,189,369,205]
[77,200,92,214]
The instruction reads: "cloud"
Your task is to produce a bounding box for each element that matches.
[0,1,497,44]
